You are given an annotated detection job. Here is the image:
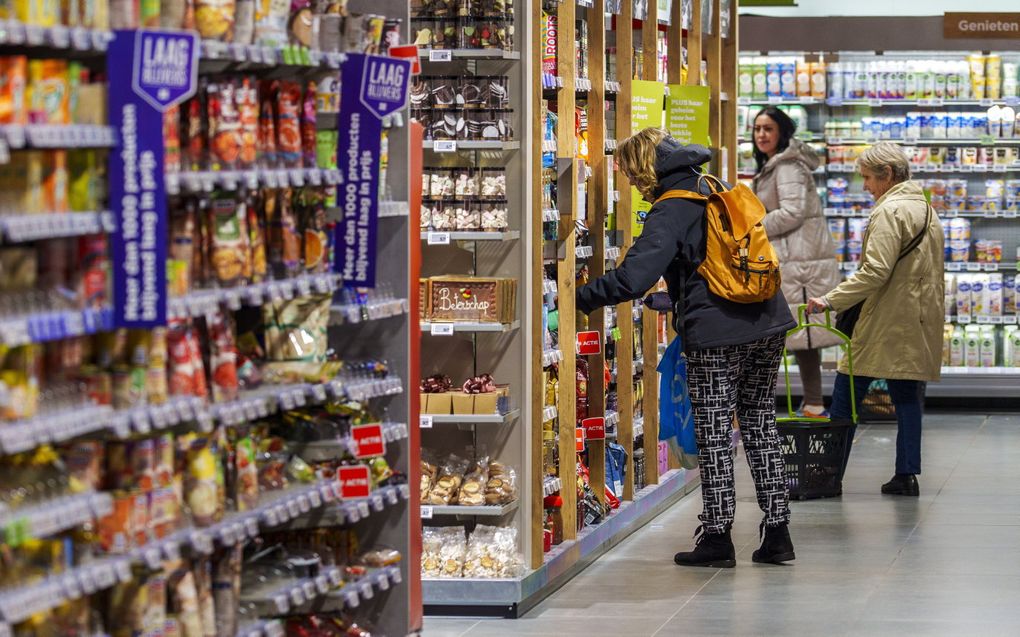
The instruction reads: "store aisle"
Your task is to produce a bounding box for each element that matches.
[425,413,1020,636]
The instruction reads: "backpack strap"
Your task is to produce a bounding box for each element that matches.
[654,189,708,205]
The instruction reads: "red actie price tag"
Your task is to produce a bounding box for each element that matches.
[338,465,372,499]
[388,44,421,75]
[351,424,386,459]
[582,417,605,440]
[575,427,585,452]
[576,330,601,356]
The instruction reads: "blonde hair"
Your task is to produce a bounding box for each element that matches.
[858,142,911,183]
[617,127,670,201]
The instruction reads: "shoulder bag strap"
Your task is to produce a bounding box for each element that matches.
[896,203,932,264]
[654,189,708,205]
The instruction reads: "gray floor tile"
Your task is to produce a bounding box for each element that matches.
[426,413,1020,636]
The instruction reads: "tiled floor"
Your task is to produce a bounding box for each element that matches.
[424,413,1020,636]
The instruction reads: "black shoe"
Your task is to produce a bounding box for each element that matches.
[674,526,736,568]
[881,474,919,497]
[752,521,796,565]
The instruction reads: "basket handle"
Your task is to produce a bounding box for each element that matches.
[781,305,858,425]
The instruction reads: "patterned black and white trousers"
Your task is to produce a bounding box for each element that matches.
[686,333,790,533]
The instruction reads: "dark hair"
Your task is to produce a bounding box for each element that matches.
[752,106,797,173]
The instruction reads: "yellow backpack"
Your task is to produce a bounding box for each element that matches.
[655,174,781,304]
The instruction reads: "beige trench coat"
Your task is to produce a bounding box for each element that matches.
[823,180,945,382]
[753,139,843,350]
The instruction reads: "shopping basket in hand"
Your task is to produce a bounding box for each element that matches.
[777,305,858,500]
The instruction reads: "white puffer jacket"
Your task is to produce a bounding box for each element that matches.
[753,139,843,351]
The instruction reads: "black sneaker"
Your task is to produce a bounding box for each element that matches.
[881,474,919,497]
[752,521,796,565]
[674,525,736,568]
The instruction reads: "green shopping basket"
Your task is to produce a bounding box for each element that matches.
[776,305,858,500]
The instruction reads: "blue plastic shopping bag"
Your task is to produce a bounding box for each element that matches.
[658,336,698,468]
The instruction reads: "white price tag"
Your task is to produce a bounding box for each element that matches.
[427,232,451,245]
[433,140,457,152]
[868,98,883,107]
[1004,315,1018,325]
[967,262,982,272]
[993,165,1008,173]
[430,323,454,336]
[767,96,783,105]
[420,505,434,519]
[980,98,995,107]
[428,49,452,62]
[419,415,433,429]
[982,263,999,272]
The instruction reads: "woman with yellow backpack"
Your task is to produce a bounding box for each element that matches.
[576,127,797,568]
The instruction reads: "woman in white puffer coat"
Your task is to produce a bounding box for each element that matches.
[751,106,842,417]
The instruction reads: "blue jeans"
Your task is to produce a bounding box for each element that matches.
[830,373,924,475]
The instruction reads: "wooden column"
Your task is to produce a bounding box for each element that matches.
[640,13,659,488]
[614,1,635,501]
[721,0,739,181]
[586,0,608,506]
[529,0,546,570]
[687,0,703,86]
[556,0,579,540]
[705,0,723,161]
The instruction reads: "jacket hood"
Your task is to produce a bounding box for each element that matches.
[763,138,820,173]
[652,140,712,199]
[874,179,926,207]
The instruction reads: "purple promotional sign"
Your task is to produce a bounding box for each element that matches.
[334,53,411,287]
[108,30,198,328]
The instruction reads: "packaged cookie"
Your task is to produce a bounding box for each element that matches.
[484,461,516,504]
[480,200,508,231]
[427,453,469,505]
[430,202,453,230]
[255,0,289,46]
[206,310,239,403]
[298,187,328,273]
[452,202,479,231]
[301,82,317,168]
[453,168,477,197]
[431,76,457,108]
[462,524,523,578]
[246,191,267,283]
[479,168,506,199]
[411,76,431,109]
[420,453,438,501]
[183,434,223,527]
[421,526,466,578]
[267,188,301,278]
[430,168,453,199]
[457,456,488,506]
[184,94,206,171]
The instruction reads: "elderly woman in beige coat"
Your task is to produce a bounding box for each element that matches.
[752,107,842,418]
[808,142,944,497]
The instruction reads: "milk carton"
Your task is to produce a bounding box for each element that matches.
[796,59,811,97]
[964,325,982,367]
[971,273,988,318]
[1004,327,1020,367]
[827,62,843,100]
[988,273,1004,318]
[780,59,797,98]
[766,61,781,98]
[753,59,767,100]
[956,274,973,320]
[950,325,966,366]
[980,326,998,367]
[945,273,957,317]
[1003,274,1016,316]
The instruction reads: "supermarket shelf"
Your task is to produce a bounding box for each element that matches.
[605,80,621,94]
[826,163,1020,174]
[826,138,1020,146]
[576,245,593,259]
[0,555,133,625]
[379,201,410,218]
[168,273,341,319]
[826,97,1019,108]
[288,423,409,463]
[778,367,1020,399]
[278,484,410,530]
[423,230,520,243]
[542,348,564,367]
[420,48,520,61]
[423,499,519,518]
[330,298,409,325]
[0,376,403,455]
[948,315,1019,326]
[243,566,402,617]
[943,262,1017,273]
[0,491,112,544]
[235,619,285,637]
[541,73,563,90]
[421,320,520,334]
[542,477,562,497]
[423,140,521,152]
[0,211,114,243]
[0,305,113,348]
[166,167,342,194]
[0,21,112,51]
[0,124,115,149]
[421,409,520,426]
[199,40,346,68]
[423,468,701,616]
